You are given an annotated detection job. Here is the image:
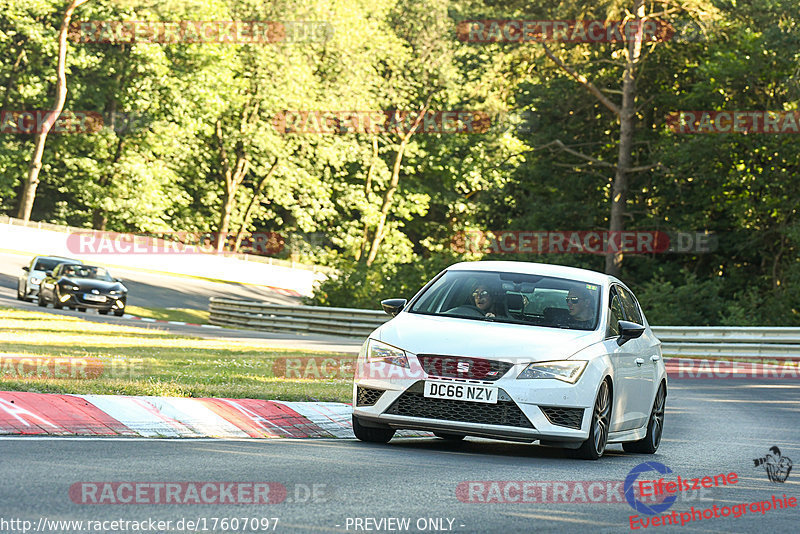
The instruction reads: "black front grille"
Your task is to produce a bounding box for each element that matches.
[416,355,514,381]
[540,406,584,429]
[384,382,533,429]
[356,386,384,406]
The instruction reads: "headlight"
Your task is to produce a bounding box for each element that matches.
[517,360,588,383]
[29,277,42,285]
[367,339,409,368]
[109,290,119,295]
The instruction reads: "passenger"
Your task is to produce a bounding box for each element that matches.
[566,286,594,328]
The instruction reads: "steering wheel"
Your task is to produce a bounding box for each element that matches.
[442,305,485,317]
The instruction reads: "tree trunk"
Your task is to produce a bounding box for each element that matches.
[233,157,279,252]
[356,137,379,262]
[365,135,409,266]
[17,0,89,222]
[364,100,432,266]
[214,119,250,253]
[605,0,645,276]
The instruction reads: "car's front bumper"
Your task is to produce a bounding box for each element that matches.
[58,292,126,309]
[352,359,607,443]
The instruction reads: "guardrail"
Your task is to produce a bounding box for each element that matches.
[208,298,800,359]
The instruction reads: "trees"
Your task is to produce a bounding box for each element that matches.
[16,0,89,222]
[0,0,797,323]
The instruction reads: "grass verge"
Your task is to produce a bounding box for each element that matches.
[125,305,210,324]
[0,306,353,402]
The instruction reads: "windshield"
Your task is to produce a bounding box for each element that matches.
[409,270,602,331]
[61,265,114,282]
[34,258,77,272]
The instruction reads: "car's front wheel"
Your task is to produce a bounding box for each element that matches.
[113,307,125,317]
[37,293,47,307]
[352,415,395,443]
[567,379,611,460]
[623,383,665,454]
[17,283,25,301]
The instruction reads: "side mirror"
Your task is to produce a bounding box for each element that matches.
[617,320,645,345]
[381,298,407,317]
[22,266,29,272]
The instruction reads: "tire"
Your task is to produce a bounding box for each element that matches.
[17,284,25,301]
[623,383,666,454]
[113,308,125,317]
[567,379,611,460]
[37,293,47,307]
[434,432,466,441]
[99,309,109,315]
[352,415,395,443]
[77,308,87,312]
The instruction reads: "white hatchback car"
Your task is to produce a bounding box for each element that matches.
[17,255,82,301]
[352,261,667,460]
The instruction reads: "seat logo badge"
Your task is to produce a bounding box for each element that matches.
[457,362,470,373]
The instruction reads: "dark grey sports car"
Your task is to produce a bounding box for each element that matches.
[38,263,127,316]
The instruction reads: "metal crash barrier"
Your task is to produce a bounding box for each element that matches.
[208,298,800,359]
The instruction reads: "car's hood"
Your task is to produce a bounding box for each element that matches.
[62,278,124,292]
[374,312,600,362]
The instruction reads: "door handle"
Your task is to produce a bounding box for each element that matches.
[650,355,661,362]
[635,358,644,366]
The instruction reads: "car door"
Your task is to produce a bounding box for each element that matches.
[616,285,654,426]
[19,259,32,295]
[603,286,644,431]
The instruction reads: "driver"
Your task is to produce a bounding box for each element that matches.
[473,283,502,318]
[566,286,594,328]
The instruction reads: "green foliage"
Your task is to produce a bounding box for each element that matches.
[0,0,798,325]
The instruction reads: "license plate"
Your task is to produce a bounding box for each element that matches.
[423,381,498,404]
[83,294,106,302]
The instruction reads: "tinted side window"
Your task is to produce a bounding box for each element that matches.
[617,286,643,324]
[607,288,624,338]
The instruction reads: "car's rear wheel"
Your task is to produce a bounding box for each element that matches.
[567,380,611,460]
[352,415,395,443]
[623,383,665,454]
[434,432,466,441]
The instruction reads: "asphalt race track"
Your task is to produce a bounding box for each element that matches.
[1,252,799,533]
[1,379,798,533]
